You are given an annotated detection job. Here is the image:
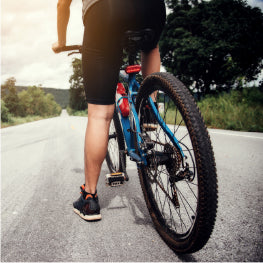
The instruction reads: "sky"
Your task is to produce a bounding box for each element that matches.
[1,0,263,90]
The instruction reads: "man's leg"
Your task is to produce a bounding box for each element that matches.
[141,46,160,102]
[141,46,161,78]
[84,103,115,194]
[140,47,161,129]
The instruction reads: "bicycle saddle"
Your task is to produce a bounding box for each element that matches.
[123,29,155,53]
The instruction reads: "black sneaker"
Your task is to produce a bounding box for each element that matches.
[141,101,159,131]
[73,185,102,221]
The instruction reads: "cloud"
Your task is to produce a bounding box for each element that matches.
[1,0,83,89]
[247,0,263,10]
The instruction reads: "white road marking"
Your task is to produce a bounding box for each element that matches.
[208,130,263,140]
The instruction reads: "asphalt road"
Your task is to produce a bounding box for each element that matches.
[1,110,263,262]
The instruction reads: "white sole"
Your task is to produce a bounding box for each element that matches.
[73,208,102,221]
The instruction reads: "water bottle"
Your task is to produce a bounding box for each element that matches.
[116,83,130,117]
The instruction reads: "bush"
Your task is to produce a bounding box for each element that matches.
[2,86,20,116]
[18,86,61,117]
[198,87,263,132]
[66,106,87,116]
[1,100,12,122]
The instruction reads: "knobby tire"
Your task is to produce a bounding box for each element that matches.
[106,109,126,173]
[135,72,218,253]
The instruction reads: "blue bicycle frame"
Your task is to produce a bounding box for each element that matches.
[116,70,185,167]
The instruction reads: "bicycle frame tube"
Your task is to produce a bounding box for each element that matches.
[116,71,185,164]
[129,74,140,100]
[116,73,147,165]
[147,97,185,158]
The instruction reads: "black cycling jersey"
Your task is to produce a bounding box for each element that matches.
[82,0,166,105]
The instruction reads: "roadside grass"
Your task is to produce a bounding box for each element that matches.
[67,88,263,132]
[150,88,263,132]
[198,88,263,132]
[1,108,87,128]
[66,107,87,117]
[1,115,58,128]
[160,108,184,126]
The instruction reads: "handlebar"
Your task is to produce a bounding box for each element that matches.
[57,45,82,56]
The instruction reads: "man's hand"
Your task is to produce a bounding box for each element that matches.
[53,0,72,54]
[52,42,65,53]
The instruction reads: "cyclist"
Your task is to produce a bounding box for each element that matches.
[52,0,166,221]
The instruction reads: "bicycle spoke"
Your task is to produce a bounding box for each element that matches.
[185,181,198,199]
[179,132,190,142]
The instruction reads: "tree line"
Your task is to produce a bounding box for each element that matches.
[1,77,61,122]
[68,0,263,111]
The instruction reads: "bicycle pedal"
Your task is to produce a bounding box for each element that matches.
[143,123,158,131]
[105,172,125,187]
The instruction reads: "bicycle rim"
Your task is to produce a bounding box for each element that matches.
[106,109,126,173]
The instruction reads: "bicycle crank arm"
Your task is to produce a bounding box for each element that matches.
[128,151,144,165]
[120,150,129,181]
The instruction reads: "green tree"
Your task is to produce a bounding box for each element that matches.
[1,77,20,115]
[18,89,33,116]
[160,0,263,97]
[1,77,16,98]
[43,93,62,116]
[69,58,87,111]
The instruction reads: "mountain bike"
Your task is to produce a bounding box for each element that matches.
[60,31,218,253]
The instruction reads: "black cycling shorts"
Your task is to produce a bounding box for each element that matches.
[82,0,166,105]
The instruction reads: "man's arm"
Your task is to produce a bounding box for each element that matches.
[52,0,72,53]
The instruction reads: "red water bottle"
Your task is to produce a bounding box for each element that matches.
[116,83,130,117]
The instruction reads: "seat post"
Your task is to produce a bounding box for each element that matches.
[128,53,136,66]
[124,29,155,66]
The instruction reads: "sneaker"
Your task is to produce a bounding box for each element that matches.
[73,185,102,221]
[141,101,159,131]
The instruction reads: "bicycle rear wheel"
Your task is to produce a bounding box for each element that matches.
[135,72,218,253]
[106,109,126,173]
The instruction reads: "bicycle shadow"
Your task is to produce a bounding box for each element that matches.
[177,253,197,262]
[97,167,198,261]
[98,167,152,226]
